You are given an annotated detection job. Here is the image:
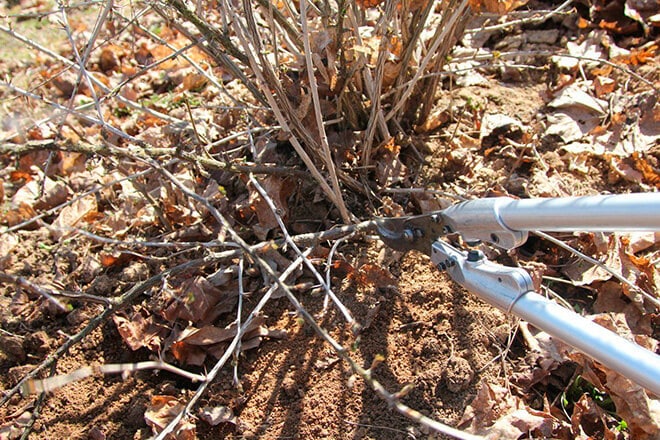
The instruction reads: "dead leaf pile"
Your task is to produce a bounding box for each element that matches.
[459,382,569,439]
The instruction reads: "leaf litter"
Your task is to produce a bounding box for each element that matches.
[0,0,659,439]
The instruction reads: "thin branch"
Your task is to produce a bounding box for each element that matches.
[154,250,313,440]
[534,230,660,310]
[249,174,355,323]
[227,3,352,219]
[465,0,573,34]
[299,0,352,222]
[0,273,68,312]
[0,272,111,307]
[0,139,312,179]
[385,0,471,122]
[0,255,217,407]
[20,360,207,395]
[150,153,476,440]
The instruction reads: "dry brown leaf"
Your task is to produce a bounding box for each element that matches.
[50,195,97,239]
[179,316,266,346]
[468,0,528,14]
[144,395,196,440]
[562,233,660,310]
[0,411,32,440]
[608,155,644,183]
[11,177,69,211]
[593,76,616,98]
[172,316,287,365]
[0,232,19,270]
[113,310,168,352]
[0,202,38,228]
[199,406,237,426]
[170,340,206,366]
[459,382,562,438]
[374,139,408,186]
[161,276,238,325]
[570,394,619,439]
[613,45,657,65]
[632,152,660,188]
[355,0,384,9]
[349,263,396,288]
[99,44,124,73]
[247,176,294,240]
[11,171,35,185]
[181,73,209,92]
[56,151,86,176]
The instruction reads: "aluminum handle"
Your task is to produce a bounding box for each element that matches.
[432,240,660,396]
[499,193,660,232]
[441,193,660,249]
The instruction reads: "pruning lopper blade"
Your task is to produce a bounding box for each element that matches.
[374,213,447,256]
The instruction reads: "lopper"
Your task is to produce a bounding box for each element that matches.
[375,193,660,396]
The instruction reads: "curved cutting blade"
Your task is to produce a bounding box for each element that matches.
[375,213,446,256]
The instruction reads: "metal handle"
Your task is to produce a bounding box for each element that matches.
[441,193,660,249]
[432,240,660,396]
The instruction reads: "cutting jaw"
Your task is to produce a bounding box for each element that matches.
[374,212,447,256]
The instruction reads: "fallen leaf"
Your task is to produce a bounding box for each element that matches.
[144,395,196,440]
[179,316,266,346]
[246,176,295,240]
[553,33,605,70]
[348,263,396,288]
[374,139,408,186]
[0,232,19,270]
[480,113,525,149]
[570,394,619,439]
[593,76,616,98]
[355,0,384,10]
[50,194,98,240]
[0,411,32,440]
[459,382,564,438]
[632,152,660,188]
[161,276,238,325]
[181,74,208,92]
[99,44,124,73]
[199,406,237,426]
[468,0,528,14]
[11,177,70,211]
[0,203,38,228]
[9,170,32,183]
[113,310,169,352]
[56,151,86,176]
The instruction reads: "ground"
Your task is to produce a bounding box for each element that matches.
[1,1,660,439]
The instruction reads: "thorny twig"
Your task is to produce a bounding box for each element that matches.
[0,139,312,179]
[154,249,313,440]
[0,256,217,407]
[0,273,68,312]
[248,174,355,324]
[150,161,479,439]
[465,0,573,34]
[0,272,110,308]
